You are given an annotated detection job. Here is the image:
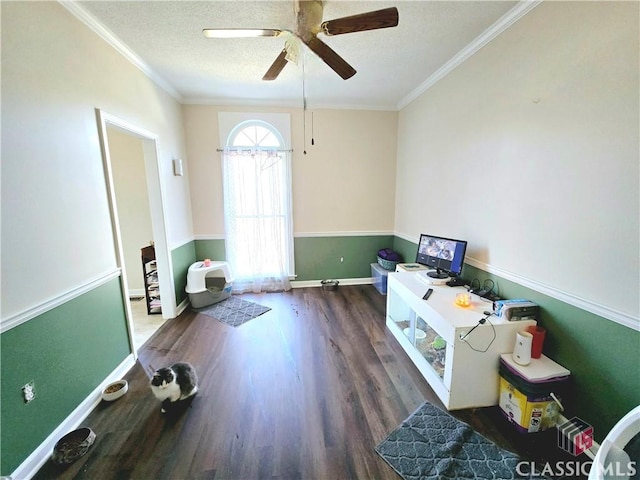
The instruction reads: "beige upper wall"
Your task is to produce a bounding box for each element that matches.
[184,105,398,236]
[395,1,639,319]
[1,2,192,319]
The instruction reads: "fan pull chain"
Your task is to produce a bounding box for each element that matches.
[303,104,307,155]
[302,57,307,155]
[311,112,315,146]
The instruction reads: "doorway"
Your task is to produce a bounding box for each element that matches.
[96,109,174,355]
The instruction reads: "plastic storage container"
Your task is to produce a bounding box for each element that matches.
[186,261,233,308]
[499,353,570,433]
[371,262,389,295]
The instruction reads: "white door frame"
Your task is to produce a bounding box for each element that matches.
[95,108,175,356]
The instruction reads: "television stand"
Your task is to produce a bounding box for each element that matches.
[446,276,467,287]
[417,271,449,286]
[427,269,449,279]
[386,272,536,410]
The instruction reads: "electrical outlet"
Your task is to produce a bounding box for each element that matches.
[22,381,35,403]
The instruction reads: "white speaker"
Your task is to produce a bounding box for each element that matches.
[513,331,533,366]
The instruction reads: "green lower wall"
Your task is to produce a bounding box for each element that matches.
[394,236,640,441]
[3,236,636,475]
[0,277,131,475]
[392,236,421,270]
[293,235,395,281]
[193,235,397,282]
[194,239,226,262]
[171,241,197,305]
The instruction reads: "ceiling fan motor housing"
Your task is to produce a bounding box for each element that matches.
[203,1,399,81]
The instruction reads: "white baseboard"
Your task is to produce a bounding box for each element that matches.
[291,277,373,288]
[176,296,190,316]
[10,354,136,480]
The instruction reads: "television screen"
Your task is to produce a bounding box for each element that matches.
[416,234,467,279]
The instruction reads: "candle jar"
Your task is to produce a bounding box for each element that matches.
[455,292,471,307]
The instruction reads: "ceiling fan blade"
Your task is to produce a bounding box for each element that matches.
[303,36,356,80]
[262,49,289,81]
[321,7,398,36]
[202,28,283,38]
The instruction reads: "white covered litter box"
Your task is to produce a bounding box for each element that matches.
[186,261,233,308]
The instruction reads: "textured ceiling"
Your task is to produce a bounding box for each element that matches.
[75,1,520,110]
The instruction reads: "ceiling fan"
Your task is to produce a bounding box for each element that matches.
[203,1,399,81]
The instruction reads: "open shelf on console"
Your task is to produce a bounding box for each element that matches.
[386,271,536,410]
[394,319,446,379]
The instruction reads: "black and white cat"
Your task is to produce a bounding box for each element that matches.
[150,362,198,413]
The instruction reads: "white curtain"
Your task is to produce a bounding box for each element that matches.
[222,149,292,293]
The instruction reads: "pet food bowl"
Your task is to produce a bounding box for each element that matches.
[52,427,96,465]
[321,279,339,291]
[101,380,128,402]
[403,328,427,340]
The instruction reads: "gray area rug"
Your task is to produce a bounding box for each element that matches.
[194,296,271,327]
[376,401,521,480]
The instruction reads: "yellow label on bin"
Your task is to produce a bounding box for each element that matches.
[499,377,560,433]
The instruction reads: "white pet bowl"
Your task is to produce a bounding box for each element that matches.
[101,380,128,402]
[403,328,427,339]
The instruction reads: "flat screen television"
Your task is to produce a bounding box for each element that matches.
[416,234,468,279]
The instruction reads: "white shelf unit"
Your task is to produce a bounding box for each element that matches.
[386,272,536,410]
[141,245,162,315]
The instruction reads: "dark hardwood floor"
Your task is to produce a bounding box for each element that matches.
[34,285,575,480]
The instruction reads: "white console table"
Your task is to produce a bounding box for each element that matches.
[386,271,536,410]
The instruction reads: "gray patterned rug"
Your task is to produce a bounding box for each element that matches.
[375,401,521,480]
[194,296,271,327]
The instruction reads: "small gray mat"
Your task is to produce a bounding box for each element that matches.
[194,297,271,327]
[376,401,522,480]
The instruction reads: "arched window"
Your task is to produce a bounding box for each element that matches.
[221,119,293,293]
[229,122,282,148]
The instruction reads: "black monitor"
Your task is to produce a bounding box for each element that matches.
[416,234,468,279]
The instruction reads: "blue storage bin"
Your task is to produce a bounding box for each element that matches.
[371,262,390,295]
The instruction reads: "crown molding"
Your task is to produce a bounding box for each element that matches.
[59,1,183,102]
[304,102,398,112]
[182,97,303,109]
[397,0,542,110]
[182,97,397,112]
[59,0,540,112]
